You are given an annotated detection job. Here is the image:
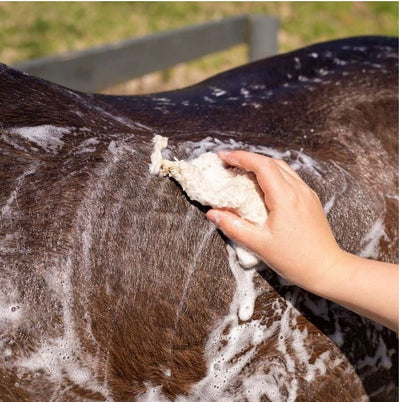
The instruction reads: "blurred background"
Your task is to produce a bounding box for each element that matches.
[0,1,398,94]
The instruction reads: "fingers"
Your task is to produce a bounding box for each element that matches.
[218,150,292,209]
[273,162,298,185]
[221,150,302,181]
[273,158,319,199]
[206,209,267,255]
[272,159,302,181]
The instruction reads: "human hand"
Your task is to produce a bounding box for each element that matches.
[206,150,344,294]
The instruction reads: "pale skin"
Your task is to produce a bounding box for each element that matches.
[206,150,399,332]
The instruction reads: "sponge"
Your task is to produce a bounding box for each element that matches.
[150,135,268,268]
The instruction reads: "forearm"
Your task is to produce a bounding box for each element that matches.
[312,251,399,332]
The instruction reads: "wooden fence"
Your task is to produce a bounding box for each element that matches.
[13,14,278,92]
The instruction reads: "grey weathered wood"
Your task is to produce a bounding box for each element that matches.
[248,15,279,61]
[13,15,278,92]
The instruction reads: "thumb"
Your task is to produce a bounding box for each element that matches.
[206,209,266,254]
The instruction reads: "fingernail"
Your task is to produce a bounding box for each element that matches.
[232,218,243,227]
[218,150,231,159]
[218,150,240,166]
[207,210,220,226]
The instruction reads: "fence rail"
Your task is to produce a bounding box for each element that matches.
[13,14,278,93]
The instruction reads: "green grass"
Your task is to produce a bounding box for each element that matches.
[1,1,397,64]
[0,2,397,93]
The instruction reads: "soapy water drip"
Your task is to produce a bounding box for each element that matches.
[138,246,339,401]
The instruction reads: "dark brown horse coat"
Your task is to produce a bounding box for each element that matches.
[0,36,398,401]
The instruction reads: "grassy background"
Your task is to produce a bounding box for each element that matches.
[0,2,398,94]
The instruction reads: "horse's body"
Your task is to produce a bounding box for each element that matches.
[0,36,398,401]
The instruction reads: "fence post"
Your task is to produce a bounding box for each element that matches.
[247,15,279,62]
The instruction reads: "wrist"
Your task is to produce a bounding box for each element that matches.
[308,248,351,299]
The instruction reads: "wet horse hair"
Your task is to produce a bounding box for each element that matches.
[0,36,398,401]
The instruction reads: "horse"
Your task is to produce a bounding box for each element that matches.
[0,36,398,401]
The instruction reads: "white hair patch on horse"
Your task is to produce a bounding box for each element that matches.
[150,135,268,269]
